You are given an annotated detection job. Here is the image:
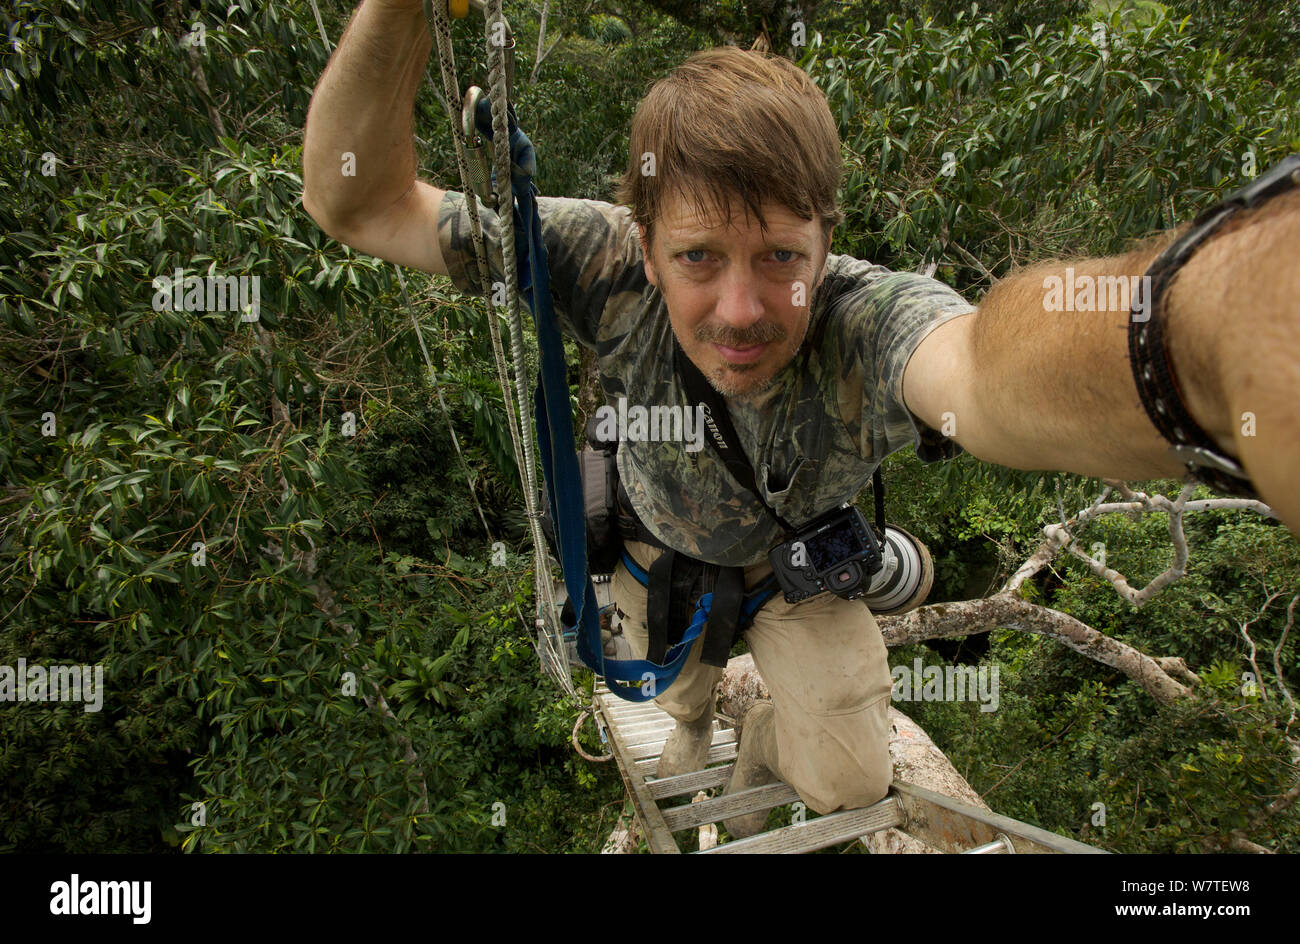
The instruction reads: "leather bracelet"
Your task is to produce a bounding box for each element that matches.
[1128,153,1300,499]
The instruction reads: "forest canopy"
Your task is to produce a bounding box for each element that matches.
[1,0,1297,853]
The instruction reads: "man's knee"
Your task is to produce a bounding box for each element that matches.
[793,741,892,814]
[777,693,894,814]
[800,750,892,814]
[757,597,893,717]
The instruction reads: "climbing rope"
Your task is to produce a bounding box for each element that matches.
[309,1,574,698]
[424,0,573,697]
[571,704,614,763]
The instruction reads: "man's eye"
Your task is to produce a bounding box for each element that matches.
[681,250,708,263]
[772,250,798,263]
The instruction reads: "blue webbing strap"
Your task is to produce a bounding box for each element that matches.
[475,96,673,701]
[620,549,781,659]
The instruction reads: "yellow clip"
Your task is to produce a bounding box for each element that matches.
[448,0,470,18]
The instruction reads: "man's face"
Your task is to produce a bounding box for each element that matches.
[639,190,832,400]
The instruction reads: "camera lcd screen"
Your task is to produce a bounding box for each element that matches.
[806,519,864,571]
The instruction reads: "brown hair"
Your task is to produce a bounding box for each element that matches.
[613,46,843,246]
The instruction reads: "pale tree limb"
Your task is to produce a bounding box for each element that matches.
[601,803,641,853]
[1053,484,1270,608]
[529,0,564,82]
[1235,587,1287,702]
[1153,656,1200,686]
[920,481,1285,703]
[879,593,1191,704]
[1007,482,1276,607]
[1215,835,1274,854]
[693,792,719,851]
[882,480,1296,851]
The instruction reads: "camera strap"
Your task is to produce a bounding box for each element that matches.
[673,338,799,534]
[673,337,887,535]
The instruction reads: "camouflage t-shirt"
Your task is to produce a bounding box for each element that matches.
[437,191,976,567]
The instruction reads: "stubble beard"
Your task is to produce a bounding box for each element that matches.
[697,318,811,401]
[705,361,775,399]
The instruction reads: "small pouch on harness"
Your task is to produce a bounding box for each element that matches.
[540,416,623,576]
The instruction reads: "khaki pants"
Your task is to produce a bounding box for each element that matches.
[612,539,894,814]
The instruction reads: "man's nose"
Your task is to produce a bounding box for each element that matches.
[714,264,765,330]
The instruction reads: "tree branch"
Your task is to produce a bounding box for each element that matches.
[878,593,1191,704]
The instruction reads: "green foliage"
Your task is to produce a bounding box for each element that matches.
[899,631,1300,853]
[3,0,1297,854]
[883,454,1300,851]
[0,0,629,853]
[807,4,1300,293]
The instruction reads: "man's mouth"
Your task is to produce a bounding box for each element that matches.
[713,342,767,364]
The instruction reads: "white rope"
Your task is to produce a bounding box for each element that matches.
[307,0,329,49]
[480,0,567,677]
[572,709,614,763]
[427,2,532,540]
[313,1,572,697]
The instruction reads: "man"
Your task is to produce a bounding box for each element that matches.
[303,1,1300,838]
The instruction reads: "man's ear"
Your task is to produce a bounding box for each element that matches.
[638,223,659,288]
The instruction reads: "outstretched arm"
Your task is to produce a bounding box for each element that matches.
[302,0,449,276]
[903,189,1300,533]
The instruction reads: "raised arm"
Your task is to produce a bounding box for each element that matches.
[903,189,1300,534]
[302,0,449,276]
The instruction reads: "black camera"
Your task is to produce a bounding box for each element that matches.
[769,504,884,603]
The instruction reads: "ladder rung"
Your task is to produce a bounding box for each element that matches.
[622,729,681,750]
[620,720,679,741]
[700,796,905,854]
[603,706,666,721]
[618,719,679,739]
[618,715,677,731]
[662,781,800,832]
[626,729,735,761]
[646,764,734,799]
[632,742,736,770]
[593,681,1104,854]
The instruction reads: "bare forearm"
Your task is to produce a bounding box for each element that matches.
[964,239,1183,480]
[302,0,432,230]
[966,189,1300,530]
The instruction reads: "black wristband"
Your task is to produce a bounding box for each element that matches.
[1128,154,1300,499]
